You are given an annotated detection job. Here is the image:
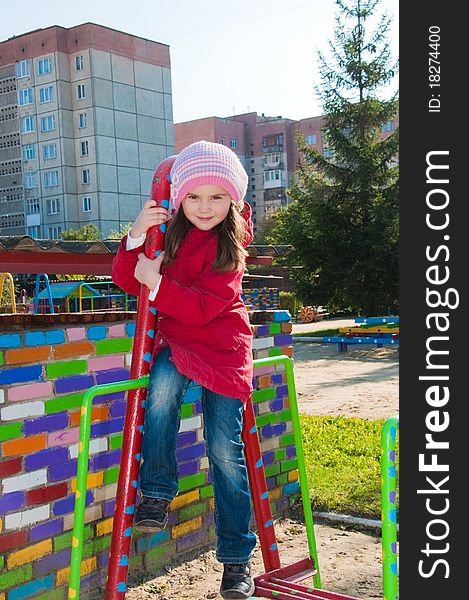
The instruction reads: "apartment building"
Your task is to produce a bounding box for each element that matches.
[0,23,174,239]
[175,112,397,233]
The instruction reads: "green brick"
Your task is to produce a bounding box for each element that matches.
[277,473,288,486]
[200,485,214,498]
[281,458,298,473]
[280,433,295,447]
[104,465,120,485]
[0,351,3,366]
[46,359,87,379]
[130,553,144,570]
[0,421,22,442]
[45,392,83,414]
[145,540,176,570]
[178,472,205,493]
[109,433,123,449]
[82,534,112,558]
[54,525,94,552]
[275,449,286,461]
[268,347,283,357]
[269,323,281,334]
[256,413,276,428]
[179,501,208,522]
[180,403,193,418]
[264,463,280,478]
[0,555,4,569]
[209,525,216,539]
[252,388,276,403]
[278,409,292,423]
[96,337,132,355]
[0,564,32,591]
[31,588,66,600]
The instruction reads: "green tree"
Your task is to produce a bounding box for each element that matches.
[269,0,399,315]
[108,222,133,240]
[61,224,102,241]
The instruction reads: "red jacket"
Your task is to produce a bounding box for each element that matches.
[112,202,254,404]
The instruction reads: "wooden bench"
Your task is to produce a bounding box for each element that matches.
[322,336,400,352]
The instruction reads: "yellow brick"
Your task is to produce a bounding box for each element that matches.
[71,471,104,492]
[56,557,97,586]
[0,517,2,534]
[170,490,199,510]
[269,487,282,500]
[1,593,5,600]
[171,516,202,539]
[7,539,52,569]
[96,517,114,536]
[288,469,299,482]
[209,498,215,511]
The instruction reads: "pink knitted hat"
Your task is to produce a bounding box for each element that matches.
[169,140,248,211]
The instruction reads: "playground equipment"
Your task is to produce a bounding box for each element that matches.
[323,317,399,352]
[0,272,17,312]
[33,273,55,314]
[381,416,399,600]
[299,305,329,324]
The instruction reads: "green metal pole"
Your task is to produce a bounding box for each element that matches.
[253,355,322,588]
[381,415,399,600]
[68,376,149,599]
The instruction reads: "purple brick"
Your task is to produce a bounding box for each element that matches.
[90,417,124,438]
[30,518,64,542]
[194,400,203,414]
[109,401,126,418]
[177,431,197,448]
[276,496,290,513]
[266,476,276,491]
[176,442,205,463]
[98,549,110,568]
[271,374,283,384]
[177,527,208,552]
[103,498,115,517]
[23,412,69,435]
[178,460,199,477]
[0,491,25,514]
[252,377,258,390]
[25,447,69,471]
[53,491,93,516]
[94,391,126,404]
[275,385,289,399]
[203,512,215,528]
[274,334,293,346]
[96,368,130,385]
[263,451,275,466]
[272,423,287,436]
[269,399,284,412]
[206,470,212,484]
[261,424,273,439]
[256,325,269,336]
[92,449,121,471]
[49,459,78,481]
[81,571,104,593]
[55,374,95,394]
[34,548,71,577]
[286,445,297,459]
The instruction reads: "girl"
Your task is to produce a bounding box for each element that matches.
[112,141,256,599]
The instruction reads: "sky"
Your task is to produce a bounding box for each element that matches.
[0,0,398,123]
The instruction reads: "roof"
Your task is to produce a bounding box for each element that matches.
[36,281,102,300]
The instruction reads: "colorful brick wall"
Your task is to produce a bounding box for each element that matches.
[242,288,280,310]
[0,310,298,598]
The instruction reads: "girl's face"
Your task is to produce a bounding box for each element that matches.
[181,185,232,230]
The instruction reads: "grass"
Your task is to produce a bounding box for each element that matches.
[300,415,399,520]
[292,327,340,337]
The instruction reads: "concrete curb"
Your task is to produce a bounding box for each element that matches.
[313,511,399,533]
[292,337,324,343]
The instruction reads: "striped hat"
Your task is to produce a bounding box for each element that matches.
[169,140,248,211]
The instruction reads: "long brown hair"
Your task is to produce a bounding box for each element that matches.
[163,202,248,272]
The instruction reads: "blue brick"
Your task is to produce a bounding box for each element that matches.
[0,333,21,349]
[194,400,203,414]
[45,329,65,344]
[109,401,126,418]
[49,459,78,482]
[34,548,71,576]
[92,449,121,471]
[274,334,293,346]
[263,451,275,466]
[90,417,124,438]
[0,491,25,515]
[0,364,43,385]
[283,481,300,496]
[183,385,202,403]
[274,310,291,322]
[87,325,107,341]
[8,574,54,600]
[176,442,205,462]
[266,476,276,490]
[256,325,269,336]
[271,373,283,384]
[23,412,69,435]
[178,460,199,477]
[177,431,197,448]
[94,390,125,404]
[96,368,130,385]
[269,399,284,412]
[55,373,95,394]
[125,322,136,337]
[272,423,287,436]
[136,530,169,553]
[261,424,273,439]
[24,331,46,347]
[286,445,297,459]
[53,491,93,516]
[275,385,289,399]
[103,498,115,517]
[30,518,64,542]
[25,447,69,471]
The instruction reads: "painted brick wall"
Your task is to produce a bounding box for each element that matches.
[0,310,297,598]
[242,288,280,310]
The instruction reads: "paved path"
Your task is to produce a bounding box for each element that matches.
[291,318,356,334]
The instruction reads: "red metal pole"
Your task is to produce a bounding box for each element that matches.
[105,155,176,598]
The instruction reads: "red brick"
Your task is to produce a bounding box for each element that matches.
[0,530,28,554]
[0,456,22,477]
[26,482,69,505]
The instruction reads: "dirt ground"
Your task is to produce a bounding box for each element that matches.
[126,319,399,599]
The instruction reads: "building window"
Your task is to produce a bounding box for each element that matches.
[22,144,36,161]
[27,225,40,238]
[43,143,57,160]
[47,198,60,214]
[82,196,92,212]
[78,112,87,128]
[39,86,54,103]
[381,121,394,132]
[44,170,59,187]
[80,140,89,156]
[24,172,38,188]
[40,115,56,132]
[77,84,86,100]
[220,138,225,145]
[18,88,33,106]
[263,152,282,166]
[82,168,91,184]
[48,226,62,240]
[264,170,281,182]
[21,116,35,133]
[305,134,317,145]
[230,138,238,149]
[75,55,84,71]
[323,148,335,158]
[251,168,254,173]
[37,58,52,75]
[16,60,30,78]
[26,197,40,215]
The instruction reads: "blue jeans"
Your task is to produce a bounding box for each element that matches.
[140,346,257,564]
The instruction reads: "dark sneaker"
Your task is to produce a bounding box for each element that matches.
[134,497,170,532]
[220,562,255,599]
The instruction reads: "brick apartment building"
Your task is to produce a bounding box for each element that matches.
[0,23,174,239]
